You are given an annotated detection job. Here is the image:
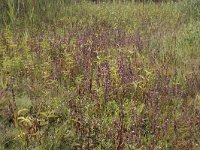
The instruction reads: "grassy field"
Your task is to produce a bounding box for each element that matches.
[0,0,200,149]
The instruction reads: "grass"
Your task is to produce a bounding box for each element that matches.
[0,0,200,149]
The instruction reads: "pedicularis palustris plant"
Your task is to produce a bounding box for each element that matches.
[0,0,200,149]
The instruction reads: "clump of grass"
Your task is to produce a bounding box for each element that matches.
[180,0,200,21]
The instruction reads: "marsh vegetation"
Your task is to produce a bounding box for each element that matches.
[0,0,200,149]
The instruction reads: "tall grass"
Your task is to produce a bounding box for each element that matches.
[180,0,200,21]
[0,0,78,27]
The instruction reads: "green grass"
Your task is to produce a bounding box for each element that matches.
[0,1,200,149]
